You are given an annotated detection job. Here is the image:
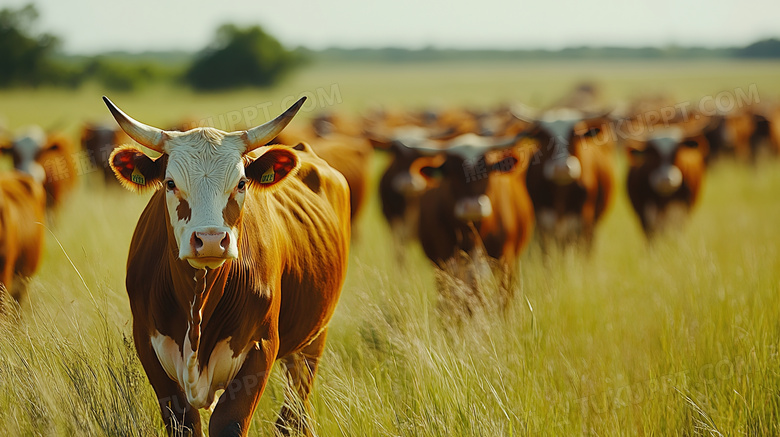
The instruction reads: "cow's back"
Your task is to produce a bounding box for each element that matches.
[308,135,372,221]
[267,143,350,357]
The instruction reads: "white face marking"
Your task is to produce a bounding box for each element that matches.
[539,108,584,142]
[648,127,684,161]
[162,128,247,267]
[538,119,580,143]
[12,126,46,175]
[151,331,250,410]
[537,110,585,171]
[445,134,495,160]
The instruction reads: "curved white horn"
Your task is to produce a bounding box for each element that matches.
[243,97,307,152]
[583,108,614,121]
[509,103,539,124]
[103,96,165,152]
[401,137,448,157]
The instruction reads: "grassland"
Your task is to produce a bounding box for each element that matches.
[0,59,780,436]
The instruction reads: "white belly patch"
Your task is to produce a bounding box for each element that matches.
[151,331,250,410]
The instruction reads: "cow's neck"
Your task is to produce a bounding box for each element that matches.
[166,250,231,345]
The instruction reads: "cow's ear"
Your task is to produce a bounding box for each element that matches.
[0,138,11,155]
[44,135,68,153]
[489,152,519,174]
[367,135,392,150]
[411,154,447,182]
[627,147,647,165]
[14,174,44,201]
[109,145,166,192]
[245,146,300,189]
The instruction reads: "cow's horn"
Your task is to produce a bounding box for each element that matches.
[509,103,539,123]
[243,97,307,152]
[583,107,614,121]
[103,96,166,153]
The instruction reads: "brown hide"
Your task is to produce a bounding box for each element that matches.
[627,136,706,237]
[524,117,615,249]
[274,125,372,221]
[81,124,129,183]
[33,134,78,210]
[125,142,349,434]
[0,172,46,305]
[417,154,534,268]
[723,107,775,162]
[378,144,431,247]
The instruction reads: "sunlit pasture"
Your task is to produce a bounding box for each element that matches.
[1,59,780,436]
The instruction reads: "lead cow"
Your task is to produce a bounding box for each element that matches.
[103,96,350,437]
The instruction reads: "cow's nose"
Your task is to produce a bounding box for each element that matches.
[544,156,581,186]
[392,172,427,196]
[650,165,683,196]
[191,231,229,257]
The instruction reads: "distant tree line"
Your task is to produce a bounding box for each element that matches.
[1,3,779,91]
[734,38,780,58]
[0,4,303,91]
[303,41,780,63]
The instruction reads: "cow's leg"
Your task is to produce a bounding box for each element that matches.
[276,328,328,436]
[497,260,516,311]
[0,254,16,314]
[209,339,278,437]
[10,274,30,304]
[134,329,202,436]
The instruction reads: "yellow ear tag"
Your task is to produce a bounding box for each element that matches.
[131,167,146,185]
[260,167,275,184]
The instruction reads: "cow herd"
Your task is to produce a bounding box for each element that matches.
[0,87,778,436]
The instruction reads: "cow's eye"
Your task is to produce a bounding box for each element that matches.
[583,127,601,137]
[166,180,176,190]
[237,180,246,190]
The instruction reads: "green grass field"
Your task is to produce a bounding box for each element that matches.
[1,59,780,436]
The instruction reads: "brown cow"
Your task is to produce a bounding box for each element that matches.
[5,126,77,210]
[0,171,46,309]
[771,105,780,154]
[722,106,775,162]
[310,111,364,137]
[370,126,442,258]
[411,134,534,308]
[81,123,130,183]
[519,108,615,250]
[103,96,350,437]
[273,122,373,223]
[626,125,707,237]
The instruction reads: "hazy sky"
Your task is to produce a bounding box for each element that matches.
[3,0,778,53]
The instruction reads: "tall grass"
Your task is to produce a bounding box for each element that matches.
[0,60,779,435]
